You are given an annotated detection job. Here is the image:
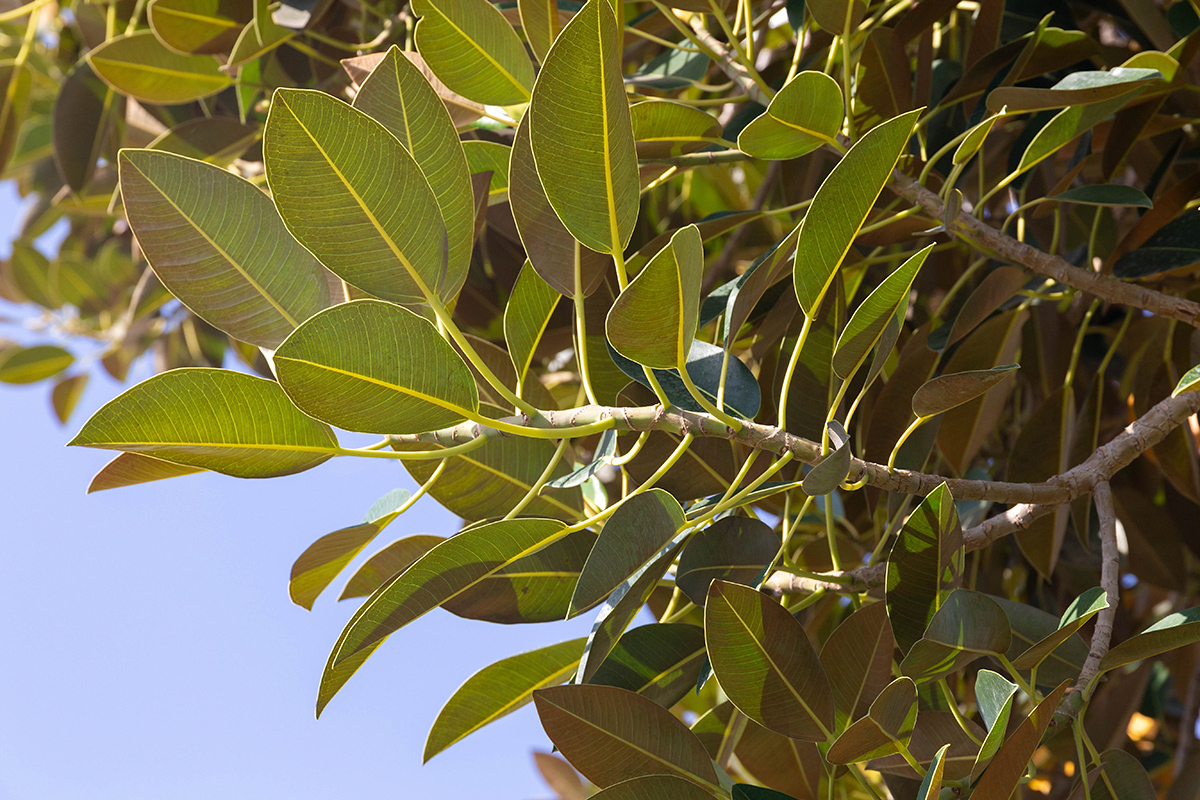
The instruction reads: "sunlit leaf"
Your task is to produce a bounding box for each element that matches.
[631,100,723,159]
[739,71,842,160]
[0,344,73,384]
[87,452,205,494]
[588,622,706,708]
[1012,587,1107,669]
[898,590,1011,682]
[916,744,949,800]
[87,31,232,104]
[412,0,535,106]
[1174,364,1200,396]
[969,681,1069,800]
[969,670,1018,781]
[518,0,563,62]
[986,67,1162,112]
[828,677,917,763]
[833,245,932,379]
[912,364,1020,417]
[339,535,445,600]
[1100,606,1200,672]
[148,0,251,54]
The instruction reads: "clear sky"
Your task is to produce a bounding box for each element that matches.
[0,181,595,799]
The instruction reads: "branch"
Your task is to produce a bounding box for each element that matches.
[1077,481,1119,696]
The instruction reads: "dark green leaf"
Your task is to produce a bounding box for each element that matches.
[609,339,761,419]
[547,430,617,490]
[588,623,707,708]
[800,421,851,496]
[819,601,895,729]
[1012,587,1107,669]
[899,589,1012,682]
[986,68,1162,113]
[1051,184,1153,208]
[828,677,917,763]
[676,516,780,606]
[1113,213,1200,278]
[1100,606,1200,672]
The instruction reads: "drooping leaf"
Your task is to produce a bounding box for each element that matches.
[0,345,73,384]
[69,369,338,478]
[969,670,1019,781]
[953,112,1003,165]
[51,374,88,424]
[329,517,567,665]
[819,601,895,728]
[424,637,586,761]
[289,525,381,611]
[264,88,451,306]
[547,430,617,490]
[119,150,330,349]
[991,595,1088,688]
[87,452,205,494]
[338,535,445,600]
[54,63,118,194]
[609,339,761,419]
[885,483,965,655]
[1008,386,1074,578]
[694,702,822,799]
[1051,184,1153,207]
[1019,91,1148,175]
[800,421,852,496]
[412,0,535,106]
[1113,213,1200,278]
[518,0,563,63]
[528,0,638,256]
[969,681,1069,800]
[87,31,232,104]
[833,245,932,379]
[630,100,723,159]
[0,63,30,178]
[534,751,587,800]
[1012,588,1108,669]
[898,590,1012,682]
[533,684,721,792]
[607,225,703,369]
[1100,606,1200,672]
[828,677,918,763]
[793,109,920,316]
[738,71,842,160]
[986,68,1162,113]
[911,364,1020,417]
[705,580,834,741]
[274,299,478,435]
[148,0,251,54]
[588,623,707,708]
[676,516,780,606]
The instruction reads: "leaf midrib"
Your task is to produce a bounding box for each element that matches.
[424,3,530,99]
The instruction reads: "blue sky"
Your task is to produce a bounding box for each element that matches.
[0,182,595,798]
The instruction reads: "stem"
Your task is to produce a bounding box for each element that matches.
[940,678,984,746]
[336,437,488,461]
[503,438,569,519]
[612,430,651,466]
[887,416,929,470]
[778,314,815,430]
[896,740,928,778]
[679,360,743,430]
[574,290,599,405]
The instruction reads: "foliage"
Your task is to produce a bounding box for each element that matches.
[8,0,1200,797]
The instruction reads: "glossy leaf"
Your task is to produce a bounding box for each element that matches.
[1113,213,1200,278]
[571,489,685,616]
[610,339,761,419]
[339,535,444,600]
[87,31,232,104]
[264,88,450,306]
[705,580,833,741]
[607,225,703,369]
[148,0,251,54]
[0,345,73,384]
[969,681,1069,800]
[630,101,723,159]
[800,421,851,496]
[1100,606,1200,672]
[588,623,706,708]
[793,109,920,317]
[885,483,964,654]
[916,745,949,800]
[819,601,895,728]
[738,71,842,161]
[592,776,716,800]
[424,637,586,761]
[986,68,1161,113]
[1052,184,1153,207]
[828,677,917,763]
[970,670,1018,781]
[1019,92,1146,175]
[69,369,337,478]
[274,300,477,435]
[676,516,780,606]
[1174,364,1200,396]
[899,590,1012,682]
[911,364,1020,417]
[412,0,534,106]
[87,452,205,493]
[529,0,638,255]
[533,684,721,791]
[547,430,617,490]
[1012,587,1108,669]
[953,112,1002,165]
[120,150,330,349]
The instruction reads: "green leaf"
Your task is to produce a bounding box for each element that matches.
[504,261,560,384]
[1175,364,1200,396]
[969,670,1018,781]
[733,786,801,800]
[991,595,1088,688]
[1100,606,1200,672]
[607,225,703,369]
[1011,587,1108,669]
[705,580,834,741]
[264,88,450,306]
[424,637,586,761]
[941,267,1028,350]
[148,0,251,54]
[793,109,920,317]
[898,589,1012,682]
[461,140,510,200]
[533,684,722,792]
[338,535,445,600]
[146,118,258,166]
[819,601,895,729]
[800,421,851,496]
[1113,213,1200,278]
[834,244,932,379]
[0,344,73,384]
[867,711,984,780]
[53,63,117,194]
[289,524,381,611]
[738,71,842,160]
[87,31,232,104]
[412,0,535,106]
[87,452,205,494]
[609,339,761,419]
[228,0,293,67]
[828,677,917,763]
[676,516,780,606]
[330,517,567,666]
[885,483,965,654]
[547,430,617,490]
[626,47,711,90]
[1019,92,1146,175]
[916,744,949,800]
[953,112,1002,165]
[807,0,867,32]
[518,0,562,62]
[593,776,717,800]
[119,150,330,349]
[69,369,338,478]
[986,68,1162,113]
[911,364,1020,418]
[969,681,1069,800]
[529,0,638,256]
[1051,184,1153,207]
[274,299,477,435]
[0,63,30,178]
[588,622,707,708]
[571,489,685,616]
[1088,749,1156,800]
[630,100,723,159]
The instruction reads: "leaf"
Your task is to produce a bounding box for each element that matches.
[509,114,610,297]
[148,0,251,54]
[676,516,780,606]
[1087,749,1156,800]
[119,150,330,349]
[528,0,638,256]
[228,0,293,67]
[0,345,73,384]
[630,100,723,159]
[1113,213,1200,278]
[807,0,867,32]
[916,745,949,800]
[548,430,617,490]
[504,262,560,384]
[588,623,707,708]
[991,595,1088,688]
[868,712,984,780]
[625,47,711,90]
[518,0,562,63]
[424,637,586,761]
[705,580,834,741]
[609,339,761,419]
[87,452,205,494]
[54,63,117,194]
[592,776,716,800]
[1012,588,1108,669]
[51,374,88,424]
[819,601,895,728]
[607,225,703,369]
[352,46,475,301]
[0,63,30,178]
[274,299,477,435]
[1051,184,1153,207]
[858,27,912,120]
[828,677,918,763]
[69,369,338,478]
[338,534,445,600]
[885,483,964,655]
[1019,92,1147,175]
[969,670,1019,781]
[412,0,535,106]
[343,50,484,127]
[264,88,450,306]
[1176,364,1200,396]
[941,267,1027,349]
[289,524,381,611]
[800,421,852,496]
[953,112,1003,165]
[793,109,920,317]
[87,31,232,104]
[986,68,1162,113]
[571,489,685,616]
[733,786,802,800]
[534,751,588,800]
[146,117,258,166]
[899,589,1012,682]
[533,684,721,792]
[911,364,1020,418]
[738,71,842,160]
[330,518,567,666]
[1100,606,1200,672]
[833,245,932,379]
[969,681,1069,800]
[1008,386,1073,578]
[461,140,510,199]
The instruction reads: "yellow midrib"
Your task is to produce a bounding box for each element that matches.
[427,4,530,99]
[91,55,229,84]
[152,6,241,28]
[436,660,580,752]
[274,354,473,418]
[596,5,621,254]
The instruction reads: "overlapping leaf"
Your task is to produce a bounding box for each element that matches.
[676,516,780,606]
[412,0,535,106]
[588,623,707,708]
[738,71,842,160]
[88,31,231,104]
